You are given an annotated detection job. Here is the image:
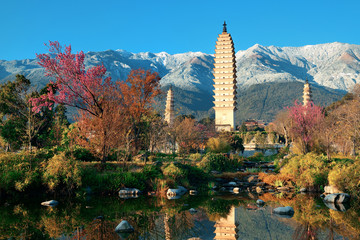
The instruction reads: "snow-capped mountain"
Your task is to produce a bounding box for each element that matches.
[236,42,360,91]
[0,42,358,121]
[1,42,359,93]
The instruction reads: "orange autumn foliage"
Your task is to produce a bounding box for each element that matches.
[68,69,161,161]
[258,172,295,186]
[117,69,161,153]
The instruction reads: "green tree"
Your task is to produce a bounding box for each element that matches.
[0,75,68,151]
[218,132,244,152]
[239,123,247,133]
[254,131,267,145]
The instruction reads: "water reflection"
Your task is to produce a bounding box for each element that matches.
[239,148,278,158]
[214,207,237,239]
[0,193,359,239]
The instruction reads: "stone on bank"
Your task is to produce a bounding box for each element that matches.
[119,188,141,197]
[256,199,265,206]
[323,193,350,204]
[167,186,187,197]
[115,220,134,233]
[41,200,58,206]
[273,206,294,216]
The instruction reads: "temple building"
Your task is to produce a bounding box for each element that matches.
[164,86,175,126]
[213,21,238,131]
[303,79,312,106]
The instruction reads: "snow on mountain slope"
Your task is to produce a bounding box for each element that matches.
[236,42,360,91]
[0,42,360,93]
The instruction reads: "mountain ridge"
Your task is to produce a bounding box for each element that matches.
[0,42,355,123]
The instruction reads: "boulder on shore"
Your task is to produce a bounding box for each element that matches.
[189,208,197,214]
[119,188,141,196]
[115,220,134,233]
[323,193,350,204]
[273,206,294,216]
[256,199,265,206]
[41,200,58,206]
[189,190,198,195]
[324,185,341,194]
[167,186,187,198]
[256,186,263,193]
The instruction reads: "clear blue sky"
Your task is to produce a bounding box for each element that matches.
[1,0,359,60]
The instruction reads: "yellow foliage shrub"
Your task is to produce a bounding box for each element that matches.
[43,152,82,191]
[330,205,360,238]
[206,137,230,153]
[328,159,360,197]
[161,163,184,180]
[280,153,328,188]
[189,153,202,161]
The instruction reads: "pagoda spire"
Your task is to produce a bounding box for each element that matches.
[303,78,312,106]
[164,86,175,126]
[213,22,237,131]
[223,21,227,33]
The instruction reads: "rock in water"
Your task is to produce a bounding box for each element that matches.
[323,193,350,203]
[119,188,141,196]
[233,187,240,194]
[324,202,349,212]
[256,199,265,206]
[256,186,263,193]
[273,206,294,216]
[189,208,197,213]
[189,190,198,195]
[167,186,187,197]
[41,200,58,206]
[115,220,134,233]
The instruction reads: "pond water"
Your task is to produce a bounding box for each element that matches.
[240,148,279,158]
[0,192,359,239]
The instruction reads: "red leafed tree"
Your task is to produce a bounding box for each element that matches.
[287,100,324,154]
[117,69,161,154]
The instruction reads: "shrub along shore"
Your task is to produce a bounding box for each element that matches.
[1,147,359,201]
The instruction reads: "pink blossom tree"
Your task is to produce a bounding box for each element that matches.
[287,100,324,154]
[31,41,162,162]
[31,41,114,118]
[31,41,121,163]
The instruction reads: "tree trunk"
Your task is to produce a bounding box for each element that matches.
[351,139,356,156]
[101,129,107,164]
[283,126,289,147]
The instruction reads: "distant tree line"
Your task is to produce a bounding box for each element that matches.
[269,85,360,159]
